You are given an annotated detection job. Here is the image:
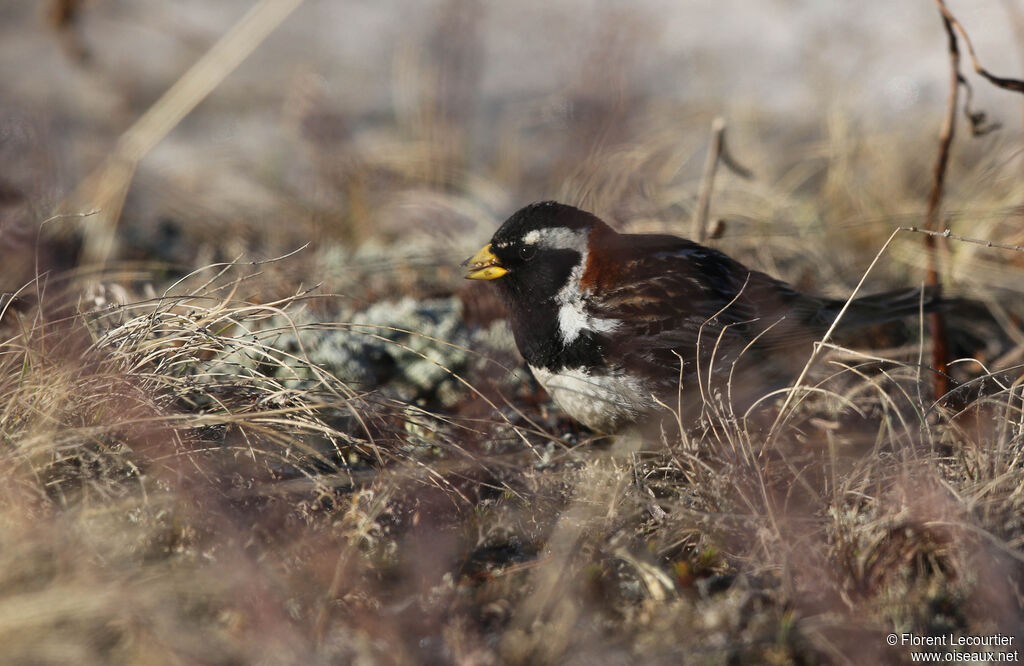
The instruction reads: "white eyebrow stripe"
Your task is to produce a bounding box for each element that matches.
[521,227,588,251]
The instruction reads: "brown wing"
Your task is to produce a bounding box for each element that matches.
[584,233,832,395]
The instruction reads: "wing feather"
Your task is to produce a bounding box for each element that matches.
[584,234,829,388]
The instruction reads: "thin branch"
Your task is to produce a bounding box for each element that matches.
[905,226,1024,253]
[921,1,1024,402]
[923,12,960,402]
[958,73,1002,136]
[691,117,752,243]
[692,118,725,243]
[934,0,1024,94]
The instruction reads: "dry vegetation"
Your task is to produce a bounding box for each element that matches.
[2,2,1024,664]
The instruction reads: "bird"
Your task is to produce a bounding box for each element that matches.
[463,201,943,434]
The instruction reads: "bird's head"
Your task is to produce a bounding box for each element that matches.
[462,201,610,304]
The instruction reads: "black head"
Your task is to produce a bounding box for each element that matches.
[489,201,605,249]
[462,202,614,368]
[462,201,609,303]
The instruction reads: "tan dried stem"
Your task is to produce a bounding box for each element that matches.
[691,117,752,244]
[64,0,307,266]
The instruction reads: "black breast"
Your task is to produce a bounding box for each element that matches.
[500,293,606,371]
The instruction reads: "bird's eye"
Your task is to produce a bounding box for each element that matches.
[518,244,537,261]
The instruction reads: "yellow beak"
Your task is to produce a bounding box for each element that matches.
[462,244,508,280]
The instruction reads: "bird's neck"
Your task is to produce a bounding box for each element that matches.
[505,295,604,371]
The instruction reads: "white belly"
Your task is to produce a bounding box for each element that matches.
[528,365,655,433]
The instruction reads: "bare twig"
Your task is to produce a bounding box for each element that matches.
[64,0,308,266]
[905,226,1024,253]
[922,12,959,402]
[999,0,1024,138]
[692,118,725,243]
[958,74,1002,136]
[691,117,752,243]
[934,0,1024,94]
[922,1,1024,402]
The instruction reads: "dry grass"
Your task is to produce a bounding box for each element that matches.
[4,149,1024,664]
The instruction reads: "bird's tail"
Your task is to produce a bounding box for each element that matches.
[830,284,946,329]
